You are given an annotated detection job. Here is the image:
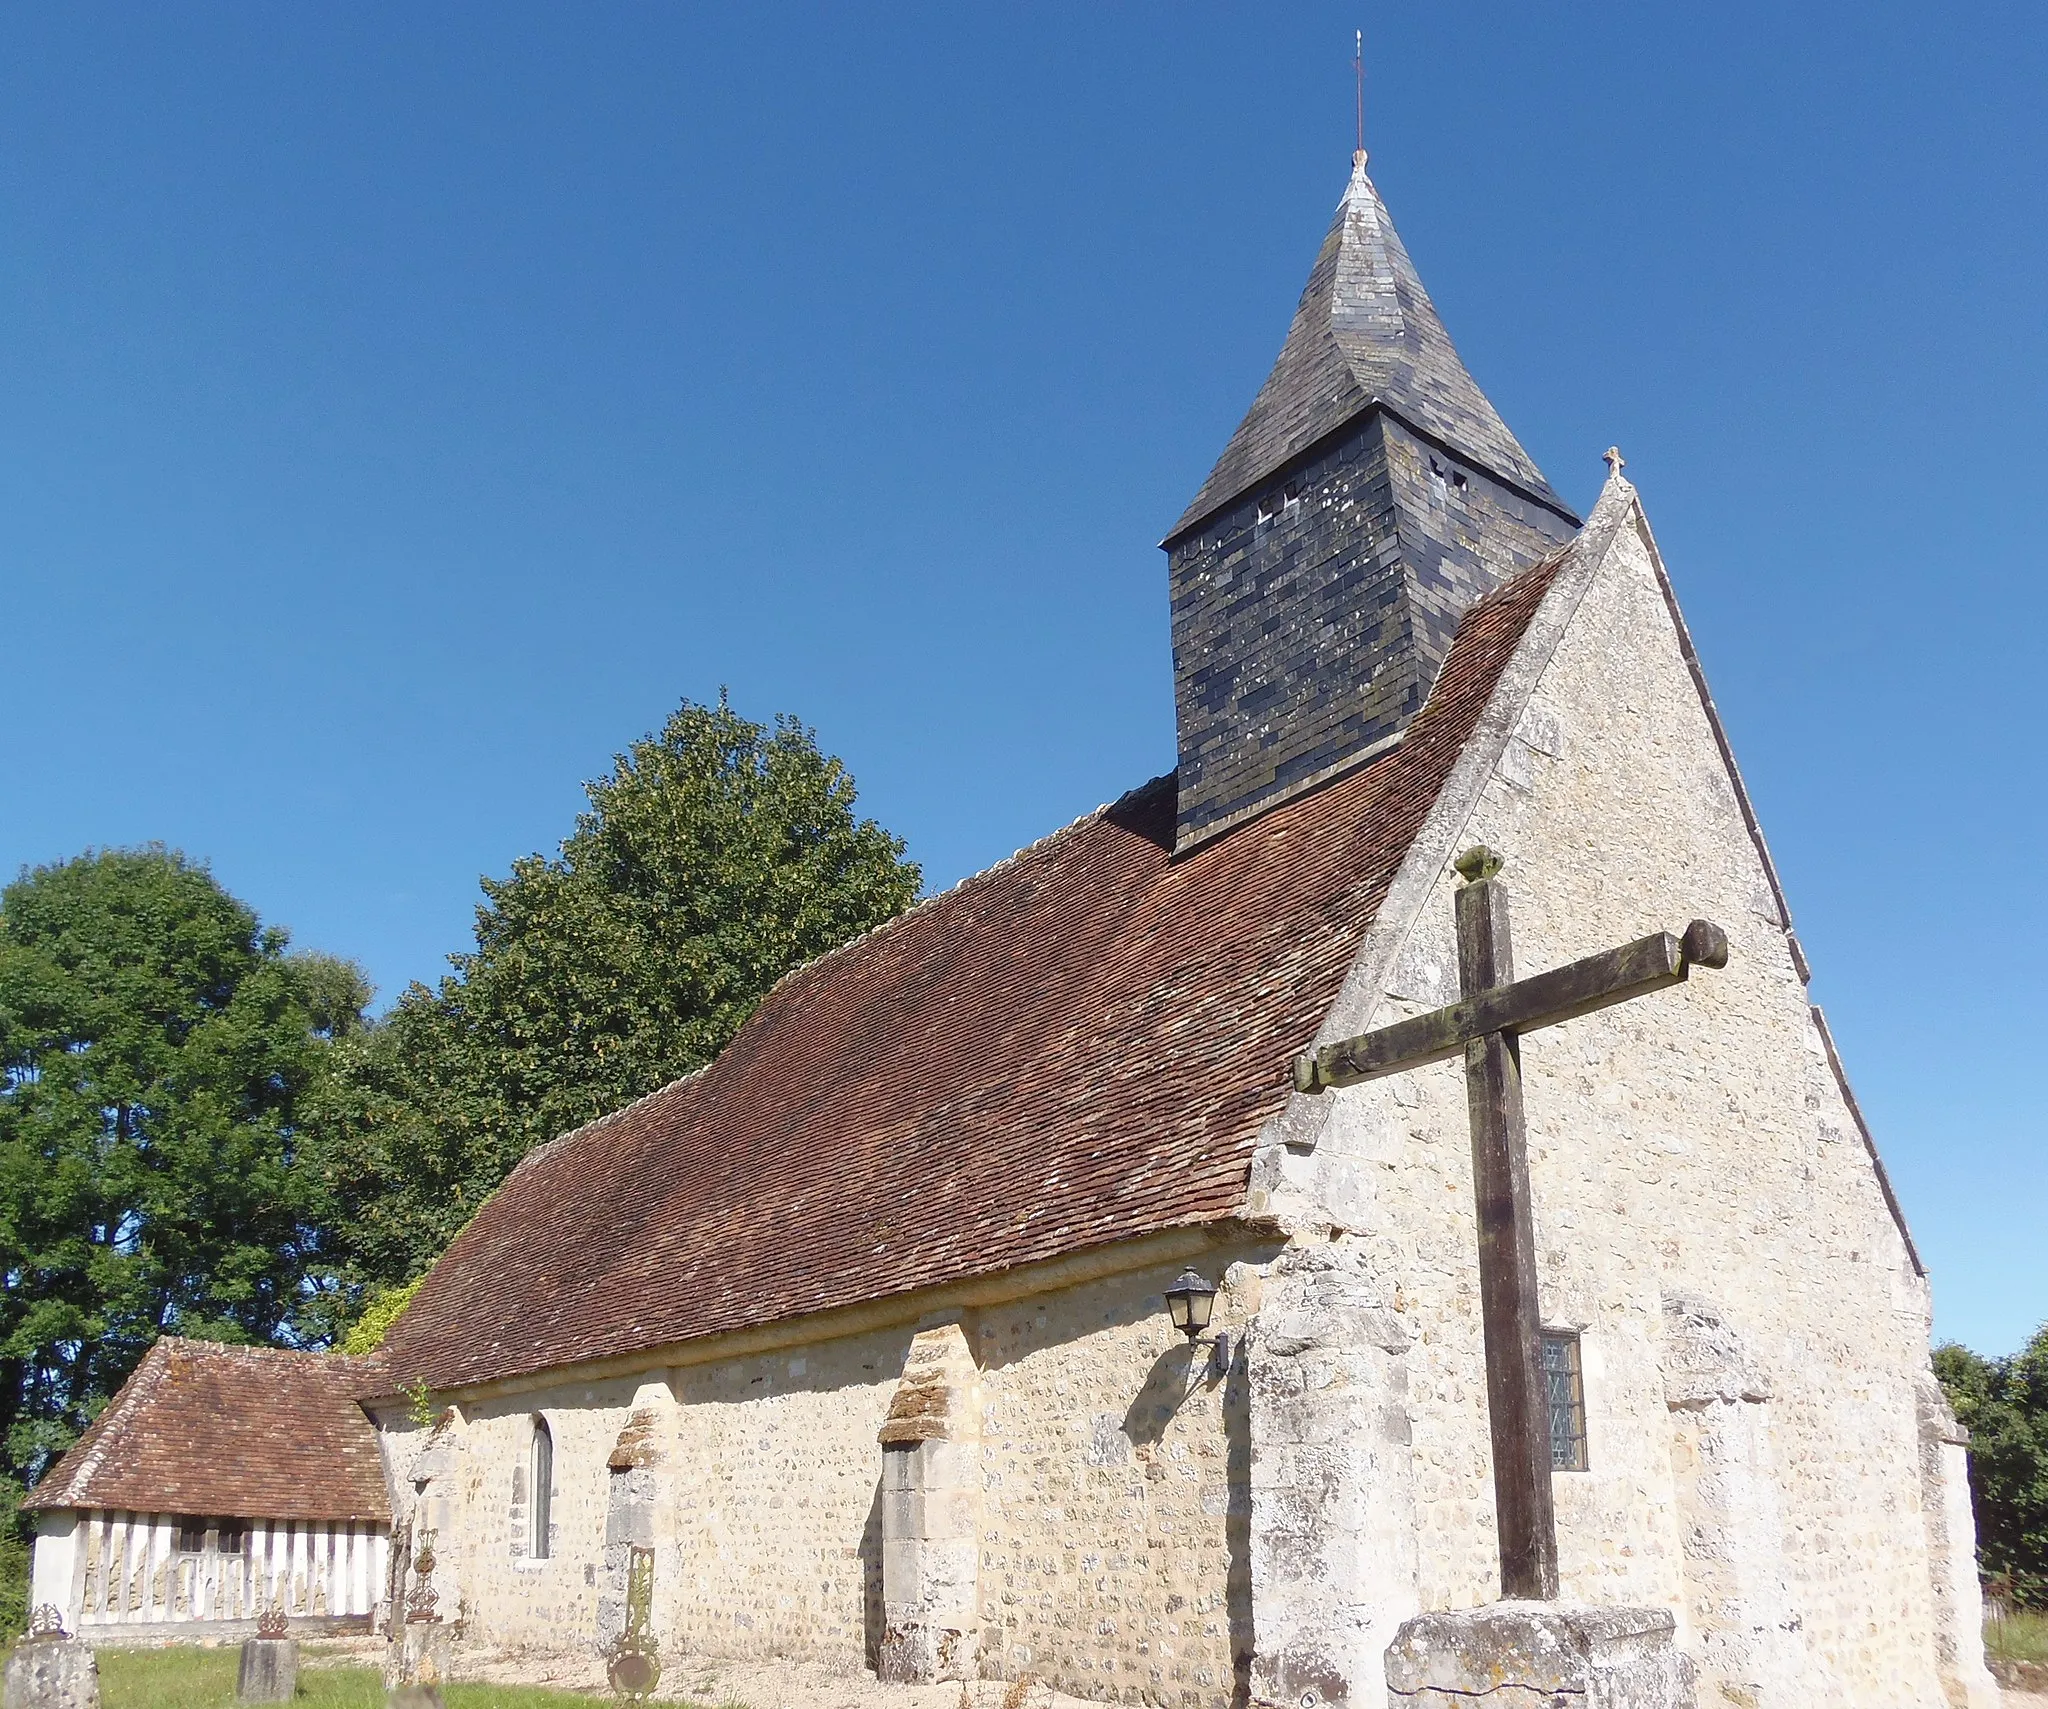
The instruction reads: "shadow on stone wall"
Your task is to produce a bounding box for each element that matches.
[1224,1337,1252,1709]
[857,1475,884,1671]
[1113,1336,1255,1705]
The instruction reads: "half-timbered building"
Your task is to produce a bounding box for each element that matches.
[24,1338,389,1637]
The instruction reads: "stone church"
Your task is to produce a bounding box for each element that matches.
[29,152,1998,1708]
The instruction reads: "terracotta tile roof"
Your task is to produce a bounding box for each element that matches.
[24,1338,390,1524]
[379,551,1570,1393]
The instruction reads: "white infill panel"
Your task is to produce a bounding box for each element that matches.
[116,1512,139,1621]
[81,1512,103,1623]
[109,1513,132,1623]
[154,1514,176,1621]
[258,1520,277,1612]
[28,1512,80,1629]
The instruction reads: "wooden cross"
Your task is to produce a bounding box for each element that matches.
[1291,845,1727,1600]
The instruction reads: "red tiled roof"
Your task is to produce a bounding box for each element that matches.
[24,1338,390,1524]
[380,553,1570,1392]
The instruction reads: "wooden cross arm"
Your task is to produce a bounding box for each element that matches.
[1292,919,1728,1094]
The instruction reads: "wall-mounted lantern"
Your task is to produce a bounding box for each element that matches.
[1165,1268,1217,1340]
[1165,1268,1230,1377]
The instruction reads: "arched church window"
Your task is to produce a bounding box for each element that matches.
[530,1416,554,1559]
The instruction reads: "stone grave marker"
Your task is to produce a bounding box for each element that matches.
[2,1606,99,1709]
[237,1605,298,1703]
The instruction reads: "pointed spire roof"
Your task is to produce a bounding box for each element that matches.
[1172,153,1563,538]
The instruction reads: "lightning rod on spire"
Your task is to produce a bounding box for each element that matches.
[1354,29,1365,163]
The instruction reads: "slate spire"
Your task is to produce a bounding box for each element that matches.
[1163,154,1579,850]
[1175,152,1561,536]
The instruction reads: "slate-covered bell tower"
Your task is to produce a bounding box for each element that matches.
[1164,152,1580,851]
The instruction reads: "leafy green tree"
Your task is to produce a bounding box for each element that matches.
[0,847,370,1494]
[313,695,919,1293]
[1936,1325,2048,1606]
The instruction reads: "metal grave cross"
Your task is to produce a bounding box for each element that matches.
[1290,844,1728,1601]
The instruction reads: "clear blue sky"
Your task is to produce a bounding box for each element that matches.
[3,3,2042,1355]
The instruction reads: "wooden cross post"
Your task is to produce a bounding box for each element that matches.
[1291,846,1728,1602]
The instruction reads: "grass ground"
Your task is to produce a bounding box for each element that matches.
[1989,1608,2048,1667]
[84,1645,626,1708]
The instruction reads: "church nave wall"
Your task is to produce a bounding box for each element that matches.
[374,1239,1270,1707]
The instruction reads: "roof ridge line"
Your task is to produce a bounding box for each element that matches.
[519,1059,719,1163]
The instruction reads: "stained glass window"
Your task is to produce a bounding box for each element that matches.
[1542,1332,1588,1471]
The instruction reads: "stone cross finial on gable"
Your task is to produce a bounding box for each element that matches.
[1603,446,1626,478]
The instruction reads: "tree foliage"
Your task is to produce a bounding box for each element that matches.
[0,848,370,1491]
[1936,1325,2048,1607]
[338,1276,422,1355]
[312,696,919,1293]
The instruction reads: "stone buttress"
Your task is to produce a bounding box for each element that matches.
[876,1323,983,1684]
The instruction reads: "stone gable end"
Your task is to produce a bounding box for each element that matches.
[1240,490,1988,1709]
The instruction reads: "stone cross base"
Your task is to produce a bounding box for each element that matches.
[1385,1603,1697,1708]
[2,1638,100,1709]
[236,1637,298,1703]
[383,1623,458,1692]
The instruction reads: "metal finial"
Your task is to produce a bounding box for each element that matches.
[1355,30,1365,161]
[1454,845,1504,884]
[1603,446,1626,479]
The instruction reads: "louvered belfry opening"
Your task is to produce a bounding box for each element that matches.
[1164,153,1580,851]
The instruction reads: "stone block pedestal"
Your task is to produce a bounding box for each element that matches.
[384,1623,458,1692]
[236,1637,298,1703]
[1385,1603,1696,1708]
[2,1637,99,1709]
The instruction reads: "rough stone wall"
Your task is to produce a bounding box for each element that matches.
[969,1253,1270,1705]
[1166,409,1573,847]
[370,1244,1271,1704]
[1245,492,1964,1709]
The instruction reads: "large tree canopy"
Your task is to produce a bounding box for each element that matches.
[0,848,369,1491]
[1937,1325,2048,1607]
[313,696,920,1294]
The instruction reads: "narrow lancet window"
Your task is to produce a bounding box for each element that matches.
[530,1416,554,1559]
[1542,1332,1588,1471]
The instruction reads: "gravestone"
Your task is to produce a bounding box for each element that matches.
[2,1608,99,1709]
[237,1607,298,1703]
[386,1689,444,1709]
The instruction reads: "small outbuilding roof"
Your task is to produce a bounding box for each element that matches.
[24,1337,390,1525]
[377,547,1572,1394]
